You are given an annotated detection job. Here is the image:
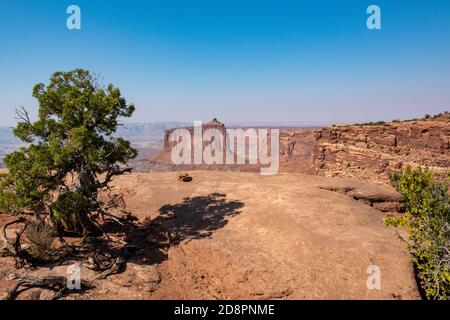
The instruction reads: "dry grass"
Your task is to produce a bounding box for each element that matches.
[25,219,55,261]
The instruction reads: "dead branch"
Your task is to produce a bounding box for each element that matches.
[96,167,132,190]
[3,275,93,300]
[96,193,132,224]
[14,106,32,125]
[100,212,124,225]
[84,253,126,280]
[0,218,27,262]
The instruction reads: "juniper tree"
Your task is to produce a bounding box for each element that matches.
[386,168,450,299]
[0,69,137,235]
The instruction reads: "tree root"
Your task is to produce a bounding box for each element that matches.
[84,253,126,280]
[0,218,29,268]
[3,275,93,300]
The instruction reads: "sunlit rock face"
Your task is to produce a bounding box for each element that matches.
[147,115,449,183]
[311,115,449,182]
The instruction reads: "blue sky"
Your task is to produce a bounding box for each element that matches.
[0,0,449,126]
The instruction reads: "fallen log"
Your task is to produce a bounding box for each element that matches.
[84,253,126,279]
[3,275,93,300]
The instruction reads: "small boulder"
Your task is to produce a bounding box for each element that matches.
[177,172,193,182]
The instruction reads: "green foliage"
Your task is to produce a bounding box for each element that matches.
[52,192,89,232]
[358,121,386,126]
[385,167,450,299]
[0,69,137,233]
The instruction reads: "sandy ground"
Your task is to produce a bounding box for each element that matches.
[0,171,419,300]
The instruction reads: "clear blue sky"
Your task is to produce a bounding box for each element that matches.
[0,0,449,126]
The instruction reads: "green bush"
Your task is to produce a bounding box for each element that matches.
[52,191,89,233]
[385,167,450,299]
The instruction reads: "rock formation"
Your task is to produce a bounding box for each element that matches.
[311,114,449,182]
[142,114,449,184]
[163,118,227,152]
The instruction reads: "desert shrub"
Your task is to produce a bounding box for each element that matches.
[385,167,450,300]
[25,219,55,261]
[360,121,386,126]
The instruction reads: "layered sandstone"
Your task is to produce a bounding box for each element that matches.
[310,115,449,183]
[141,115,449,184]
[275,114,450,183]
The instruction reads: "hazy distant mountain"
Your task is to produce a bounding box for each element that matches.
[0,127,23,167]
[0,122,191,167]
[0,121,321,167]
[225,122,326,128]
[115,122,191,139]
[0,127,21,145]
[114,122,192,162]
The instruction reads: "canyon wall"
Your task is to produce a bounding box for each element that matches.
[282,114,449,183]
[142,115,449,184]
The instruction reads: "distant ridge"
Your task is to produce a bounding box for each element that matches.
[114,122,191,139]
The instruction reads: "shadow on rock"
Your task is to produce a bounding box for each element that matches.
[0,194,244,299]
[155,192,244,245]
[98,193,244,267]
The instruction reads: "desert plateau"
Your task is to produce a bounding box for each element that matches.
[1,114,448,300]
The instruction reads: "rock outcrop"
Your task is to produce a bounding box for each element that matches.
[115,172,421,299]
[1,171,421,299]
[142,115,449,184]
[310,115,449,183]
[163,118,227,153]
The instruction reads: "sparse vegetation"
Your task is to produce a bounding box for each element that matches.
[358,121,386,126]
[385,167,450,300]
[24,218,55,262]
[366,111,449,125]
